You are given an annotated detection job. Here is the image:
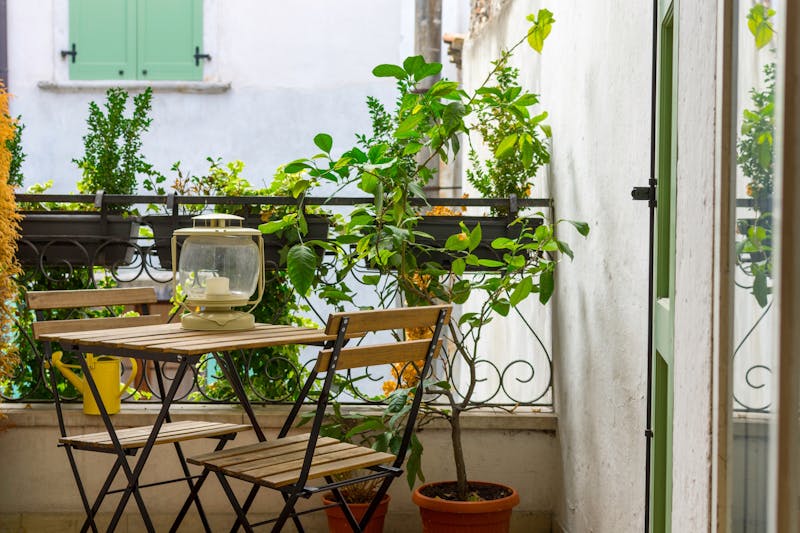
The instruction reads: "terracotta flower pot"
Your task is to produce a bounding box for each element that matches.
[321,493,391,533]
[411,481,520,533]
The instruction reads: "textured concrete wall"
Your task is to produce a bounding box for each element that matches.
[6,0,468,193]
[463,1,719,531]
[0,405,557,533]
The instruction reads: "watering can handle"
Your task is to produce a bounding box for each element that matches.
[121,358,138,393]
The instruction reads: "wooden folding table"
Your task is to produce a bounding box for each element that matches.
[42,322,343,533]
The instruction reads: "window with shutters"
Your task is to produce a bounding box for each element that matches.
[68,0,204,81]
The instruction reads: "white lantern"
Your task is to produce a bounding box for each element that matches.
[172,214,265,331]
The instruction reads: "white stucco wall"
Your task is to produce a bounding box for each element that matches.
[464,1,721,531]
[7,0,468,193]
[670,1,718,531]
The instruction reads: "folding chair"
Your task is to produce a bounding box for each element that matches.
[28,287,251,533]
[187,304,452,532]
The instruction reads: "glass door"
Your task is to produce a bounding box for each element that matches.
[728,1,780,531]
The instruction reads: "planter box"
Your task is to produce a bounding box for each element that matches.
[412,216,543,271]
[17,212,140,268]
[144,213,330,270]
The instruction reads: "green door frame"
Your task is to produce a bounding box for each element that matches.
[651,1,677,531]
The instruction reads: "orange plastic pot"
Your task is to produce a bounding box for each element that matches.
[411,481,520,533]
[321,493,390,533]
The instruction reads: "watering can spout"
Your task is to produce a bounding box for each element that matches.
[51,351,84,393]
[50,351,137,415]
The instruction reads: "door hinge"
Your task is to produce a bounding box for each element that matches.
[631,184,656,207]
[193,46,211,66]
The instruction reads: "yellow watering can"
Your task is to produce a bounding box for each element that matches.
[51,352,137,415]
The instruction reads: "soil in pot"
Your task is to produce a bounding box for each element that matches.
[412,481,520,533]
[321,493,390,533]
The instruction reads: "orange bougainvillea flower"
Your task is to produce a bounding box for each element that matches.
[0,86,23,398]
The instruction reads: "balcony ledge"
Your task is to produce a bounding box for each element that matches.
[1,403,557,432]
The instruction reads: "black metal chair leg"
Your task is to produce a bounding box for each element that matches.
[229,485,260,533]
[217,472,254,533]
[281,491,306,533]
[358,476,393,531]
[64,444,99,533]
[271,492,302,533]
[329,486,362,533]
[79,457,123,533]
[170,437,228,533]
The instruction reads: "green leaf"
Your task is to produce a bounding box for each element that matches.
[495,134,518,158]
[405,434,425,489]
[445,232,470,251]
[395,113,426,138]
[514,93,539,107]
[521,135,534,168]
[510,276,534,306]
[556,239,574,260]
[403,55,425,76]
[753,270,769,307]
[372,63,407,79]
[468,224,482,252]
[564,219,590,236]
[284,160,311,173]
[540,124,552,138]
[287,244,317,296]
[429,80,460,98]
[403,142,424,156]
[359,173,379,194]
[747,4,776,50]
[491,237,516,250]
[477,258,504,268]
[527,8,556,53]
[415,62,443,82]
[452,257,466,276]
[313,133,333,153]
[259,219,289,234]
[491,299,510,316]
[451,279,471,304]
[539,269,554,304]
[363,274,381,285]
[345,419,386,439]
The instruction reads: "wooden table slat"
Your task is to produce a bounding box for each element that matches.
[41,322,343,356]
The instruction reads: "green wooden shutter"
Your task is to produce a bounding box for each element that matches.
[69,0,136,80]
[137,0,203,81]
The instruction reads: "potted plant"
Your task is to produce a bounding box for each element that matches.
[143,159,330,270]
[283,9,585,531]
[18,87,159,268]
[1,88,23,422]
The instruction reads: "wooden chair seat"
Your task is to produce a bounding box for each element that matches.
[60,421,251,451]
[188,433,396,488]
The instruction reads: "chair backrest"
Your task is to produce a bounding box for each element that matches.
[27,287,162,340]
[281,304,452,485]
[27,287,161,438]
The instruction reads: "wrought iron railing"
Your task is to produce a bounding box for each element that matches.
[8,193,555,409]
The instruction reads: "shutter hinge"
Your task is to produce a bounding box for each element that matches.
[61,43,77,63]
[193,46,211,66]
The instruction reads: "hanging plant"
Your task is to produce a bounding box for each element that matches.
[0,87,23,421]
